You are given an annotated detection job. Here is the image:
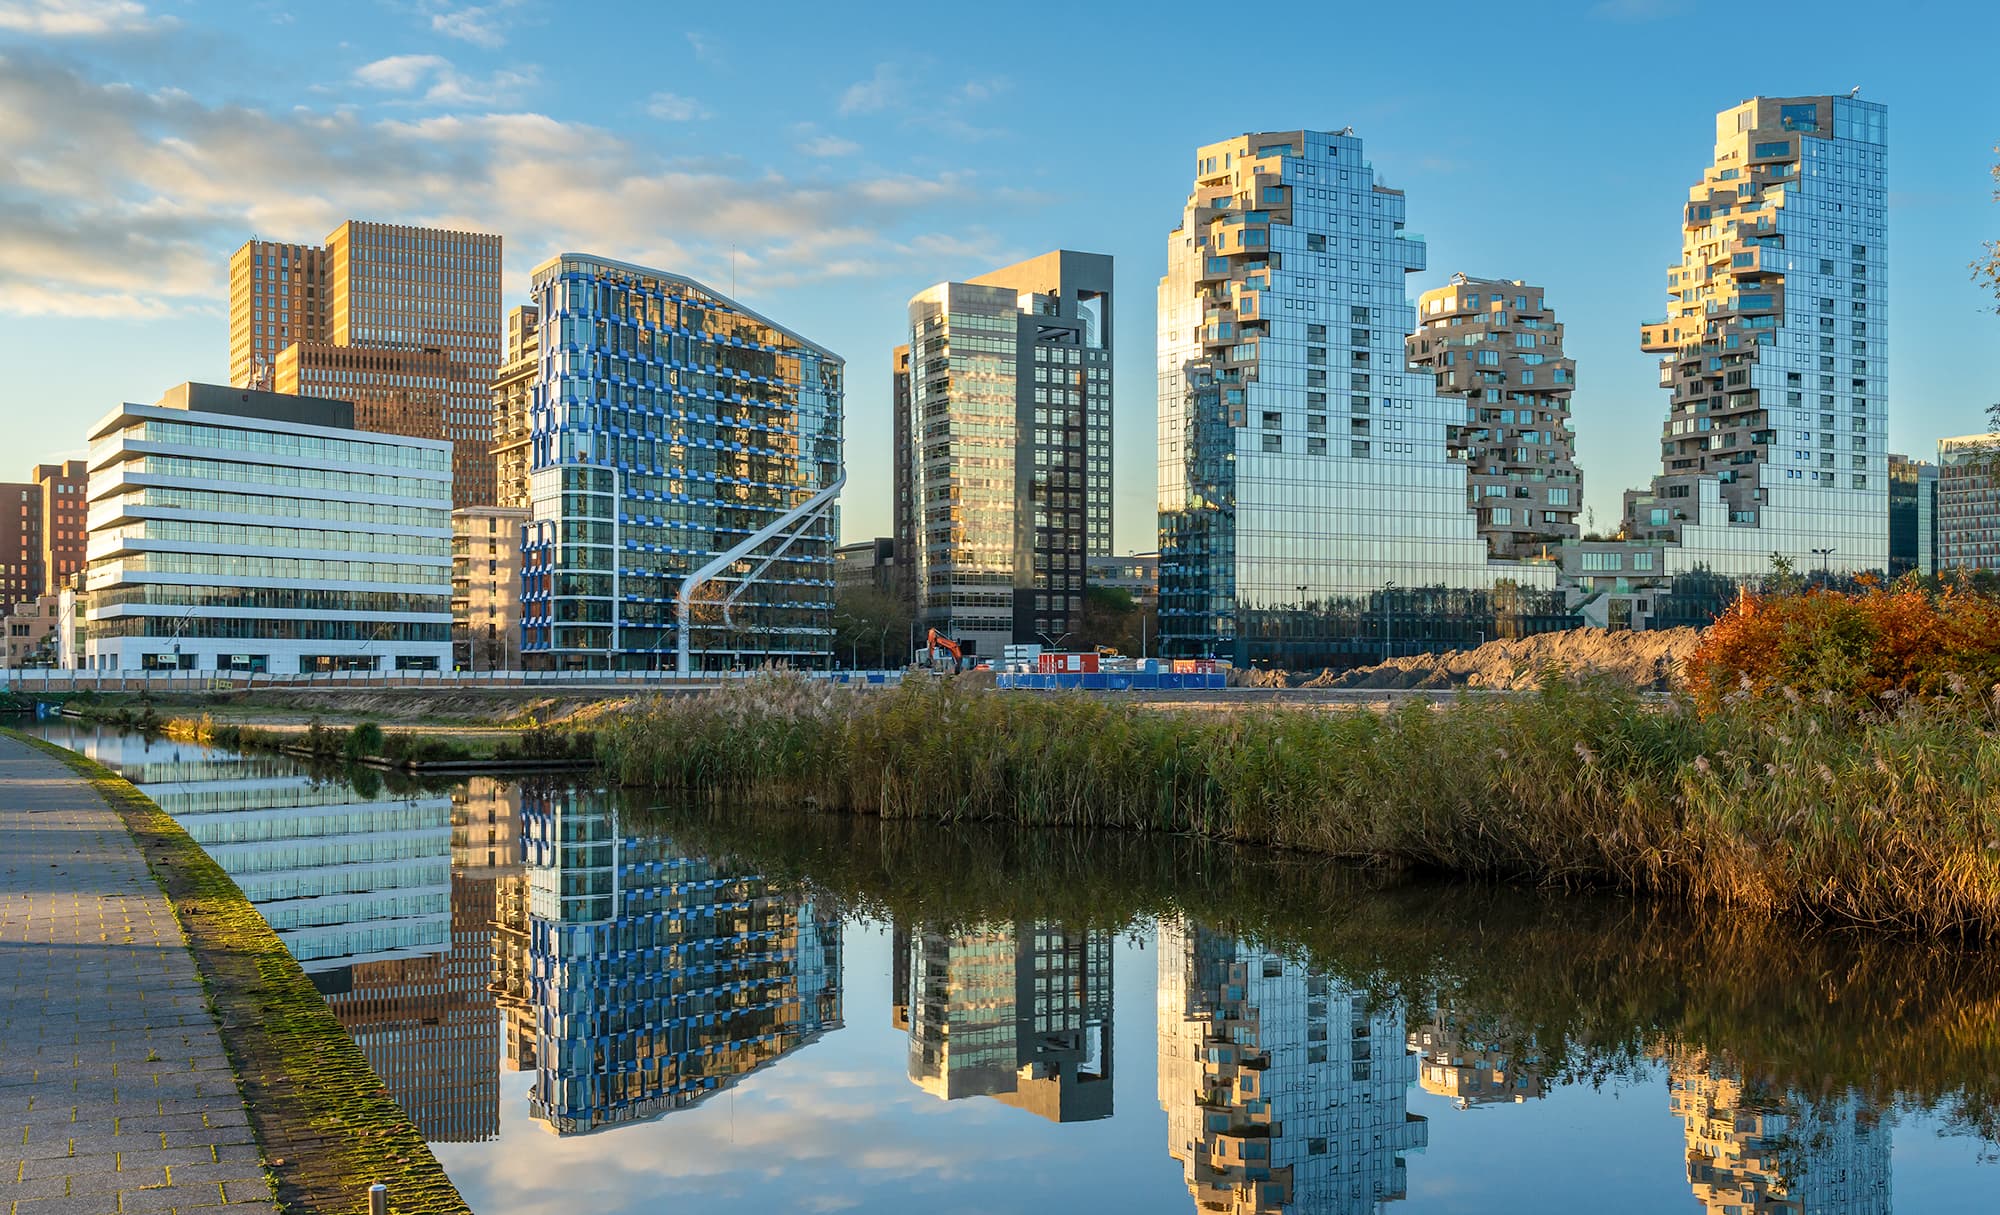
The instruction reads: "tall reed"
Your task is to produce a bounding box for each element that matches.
[596,674,2000,935]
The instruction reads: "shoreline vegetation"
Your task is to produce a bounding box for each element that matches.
[599,670,2000,938]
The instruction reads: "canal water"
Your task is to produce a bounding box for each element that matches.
[31,721,2000,1213]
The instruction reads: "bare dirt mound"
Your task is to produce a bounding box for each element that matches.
[1314,626,1702,692]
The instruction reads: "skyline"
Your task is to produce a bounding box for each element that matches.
[3,1,1997,554]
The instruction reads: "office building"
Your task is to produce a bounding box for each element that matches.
[891,343,915,602]
[491,305,540,511]
[229,239,327,388]
[1085,551,1159,610]
[906,250,1113,658]
[1157,919,1426,1212]
[833,536,901,595]
[452,504,528,670]
[82,383,453,673]
[34,460,88,596]
[1669,1058,1890,1214]
[1626,94,1889,576]
[1887,453,1937,578]
[519,253,843,671]
[893,919,1113,1123]
[1,594,59,668]
[0,480,37,605]
[228,221,502,507]
[1407,276,1583,558]
[1935,433,1999,571]
[1156,129,1568,668]
[519,788,842,1133]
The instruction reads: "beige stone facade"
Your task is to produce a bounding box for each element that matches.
[490,305,540,511]
[1,594,59,668]
[452,505,528,670]
[1408,275,1583,558]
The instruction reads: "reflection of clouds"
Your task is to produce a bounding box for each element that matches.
[439,1046,1044,1215]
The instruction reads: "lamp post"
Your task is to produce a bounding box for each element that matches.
[1810,547,1835,579]
[1381,580,1395,664]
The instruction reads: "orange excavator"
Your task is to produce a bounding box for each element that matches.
[922,628,964,671]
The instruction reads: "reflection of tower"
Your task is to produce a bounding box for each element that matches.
[1669,1059,1892,1215]
[1408,1002,1545,1110]
[894,918,1114,1123]
[492,867,537,1072]
[1157,918,1427,1214]
[521,788,843,1134]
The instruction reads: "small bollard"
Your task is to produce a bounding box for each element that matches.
[369,1183,389,1215]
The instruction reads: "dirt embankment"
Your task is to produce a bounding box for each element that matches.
[117,687,643,728]
[1240,627,1703,693]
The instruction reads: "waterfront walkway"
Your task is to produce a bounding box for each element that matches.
[0,736,277,1215]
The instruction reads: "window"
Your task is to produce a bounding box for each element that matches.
[1261,434,1282,452]
[1350,440,1370,458]
[1581,552,1620,572]
[1307,437,1327,455]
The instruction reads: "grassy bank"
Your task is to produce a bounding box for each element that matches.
[158,712,596,767]
[599,675,2000,936]
[3,729,471,1215]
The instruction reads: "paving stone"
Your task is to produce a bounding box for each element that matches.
[0,740,276,1215]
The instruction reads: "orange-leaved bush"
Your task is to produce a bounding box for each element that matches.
[1682,582,2000,712]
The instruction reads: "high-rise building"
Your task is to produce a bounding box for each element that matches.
[891,343,915,604]
[228,221,502,507]
[1934,433,1999,572]
[452,505,529,670]
[519,789,842,1134]
[491,305,541,511]
[1626,95,1889,577]
[893,918,1113,1124]
[1407,276,1583,558]
[1156,130,1568,668]
[0,480,38,605]
[906,250,1113,658]
[1668,1059,1891,1214]
[82,383,453,674]
[519,254,843,671]
[1887,453,1938,578]
[1156,919,1427,1213]
[33,460,88,597]
[228,239,327,388]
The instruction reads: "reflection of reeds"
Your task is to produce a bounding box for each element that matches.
[599,673,2000,936]
[630,796,2000,1144]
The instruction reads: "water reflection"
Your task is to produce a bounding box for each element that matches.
[1157,920,1427,1213]
[892,920,1113,1122]
[29,724,2000,1212]
[518,786,842,1134]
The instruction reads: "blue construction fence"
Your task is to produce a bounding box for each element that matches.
[995,670,1227,692]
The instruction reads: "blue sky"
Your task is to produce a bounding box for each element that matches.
[2,0,1995,552]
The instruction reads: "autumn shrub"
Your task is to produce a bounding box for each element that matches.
[1683,582,2000,712]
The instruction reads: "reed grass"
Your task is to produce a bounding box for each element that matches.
[598,674,2000,936]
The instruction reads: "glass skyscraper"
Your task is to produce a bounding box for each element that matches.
[1156,130,1570,667]
[1626,95,1889,577]
[520,254,844,670]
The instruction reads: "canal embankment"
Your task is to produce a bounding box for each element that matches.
[0,729,474,1215]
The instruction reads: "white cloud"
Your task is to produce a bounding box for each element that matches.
[797,135,859,158]
[352,53,538,106]
[685,31,718,62]
[646,92,709,122]
[0,0,167,35]
[837,63,898,116]
[428,2,516,48]
[0,49,998,319]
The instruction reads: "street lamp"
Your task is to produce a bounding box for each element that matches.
[1381,580,1395,664]
[1810,547,1835,579]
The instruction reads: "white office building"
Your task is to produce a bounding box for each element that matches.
[83,383,453,673]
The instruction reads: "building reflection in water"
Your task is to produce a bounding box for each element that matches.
[54,728,499,1142]
[1406,1002,1545,1110]
[1668,1055,1891,1215]
[890,919,1113,1123]
[519,788,842,1134]
[1156,919,1428,1214]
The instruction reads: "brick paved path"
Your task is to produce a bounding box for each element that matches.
[0,735,277,1214]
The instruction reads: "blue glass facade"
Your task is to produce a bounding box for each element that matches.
[1156,130,1572,669]
[520,789,842,1133]
[520,255,844,670]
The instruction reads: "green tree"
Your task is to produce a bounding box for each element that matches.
[1074,585,1157,658]
[832,585,914,669]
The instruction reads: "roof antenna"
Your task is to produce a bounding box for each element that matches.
[1848,86,1861,97]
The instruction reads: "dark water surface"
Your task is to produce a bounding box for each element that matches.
[31,721,2000,1213]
